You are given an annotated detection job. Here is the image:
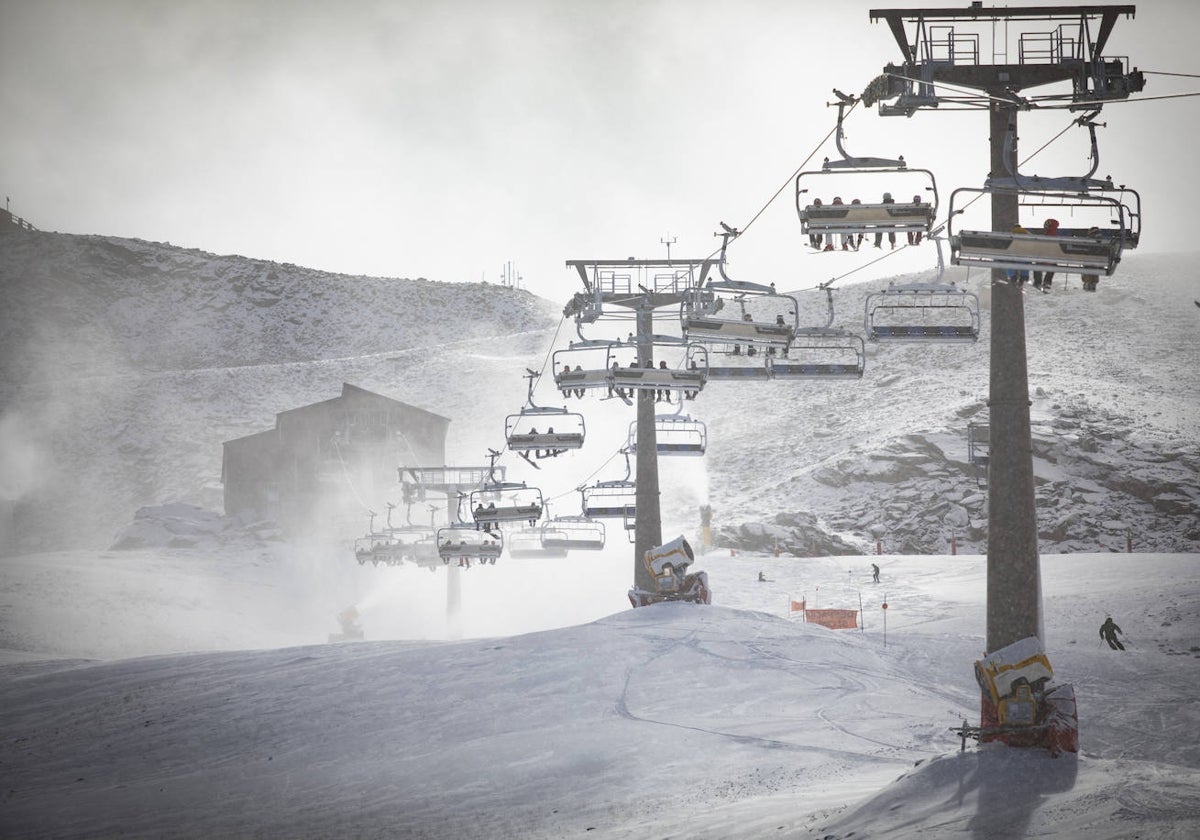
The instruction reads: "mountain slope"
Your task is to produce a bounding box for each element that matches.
[1,231,1196,557]
[0,232,560,552]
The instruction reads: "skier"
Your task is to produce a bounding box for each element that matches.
[871,563,880,583]
[757,571,766,582]
[1100,616,1125,650]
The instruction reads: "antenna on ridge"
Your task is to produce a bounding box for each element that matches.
[660,233,677,264]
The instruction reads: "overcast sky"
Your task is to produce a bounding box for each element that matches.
[2,0,1197,301]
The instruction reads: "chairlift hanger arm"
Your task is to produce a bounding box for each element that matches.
[711,224,780,295]
[995,112,1107,187]
[822,94,906,169]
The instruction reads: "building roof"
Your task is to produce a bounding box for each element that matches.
[273,383,450,429]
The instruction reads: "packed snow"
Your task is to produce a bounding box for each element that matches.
[1,231,1198,837]
[3,527,1198,838]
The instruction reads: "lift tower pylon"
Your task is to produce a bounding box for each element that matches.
[868,3,1143,746]
[564,257,718,596]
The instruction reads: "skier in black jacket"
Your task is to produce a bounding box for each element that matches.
[1100,616,1125,650]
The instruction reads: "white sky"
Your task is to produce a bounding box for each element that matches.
[2,0,1198,301]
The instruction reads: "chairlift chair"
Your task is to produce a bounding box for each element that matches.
[580,480,637,520]
[551,339,626,398]
[506,413,585,456]
[767,328,866,379]
[627,411,708,456]
[436,524,504,563]
[865,281,980,342]
[683,227,799,352]
[505,371,587,455]
[539,515,606,552]
[948,187,1131,277]
[507,524,568,559]
[949,114,1140,277]
[796,94,939,240]
[468,450,546,529]
[607,337,707,399]
[354,535,382,566]
[469,483,545,528]
[767,286,865,378]
[353,510,391,566]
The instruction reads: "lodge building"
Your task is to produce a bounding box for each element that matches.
[221,383,448,529]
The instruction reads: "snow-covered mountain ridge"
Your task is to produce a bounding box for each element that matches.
[0,232,557,382]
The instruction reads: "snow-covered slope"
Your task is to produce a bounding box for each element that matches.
[2,230,1198,838]
[2,540,1197,839]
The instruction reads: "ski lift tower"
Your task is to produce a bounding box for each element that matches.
[867,3,1143,740]
[564,256,718,596]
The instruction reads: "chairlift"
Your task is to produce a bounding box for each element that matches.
[580,480,637,519]
[767,286,865,379]
[694,337,772,381]
[948,114,1140,277]
[507,523,568,559]
[580,448,637,520]
[353,510,390,566]
[552,338,626,399]
[607,337,707,400]
[796,93,938,242]
[627,408,708,456]
[365,531,439,568]
[949,188,1131,277]
[353,536,384,567]
[681,225,799,351]
[363,502,440,567]
[865,280,980,342]
[540,515,607,552]
[506,369,586,457]
[435,523,504,564]
[467,450,545,530]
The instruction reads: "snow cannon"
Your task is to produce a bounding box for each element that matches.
[627,535,711,607]
[968,636,1078,754]
[328,606,365,644]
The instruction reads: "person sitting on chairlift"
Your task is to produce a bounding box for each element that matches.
[809,198,824,249]
[1081,228,1102,291]
[560,364,572,398]
[1032,218,1060,293]
[874,193,896,249]
[1005,226,1031,284]
[572,365,586,398]
[656,361,672,403]
[851,199,865,249]
[907,195,924,245]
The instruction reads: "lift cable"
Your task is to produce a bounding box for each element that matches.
[737,99,857,239]
[1141,70,1200,78]
[688,96,861,275]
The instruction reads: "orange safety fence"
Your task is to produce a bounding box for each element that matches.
[804,608,859,630]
